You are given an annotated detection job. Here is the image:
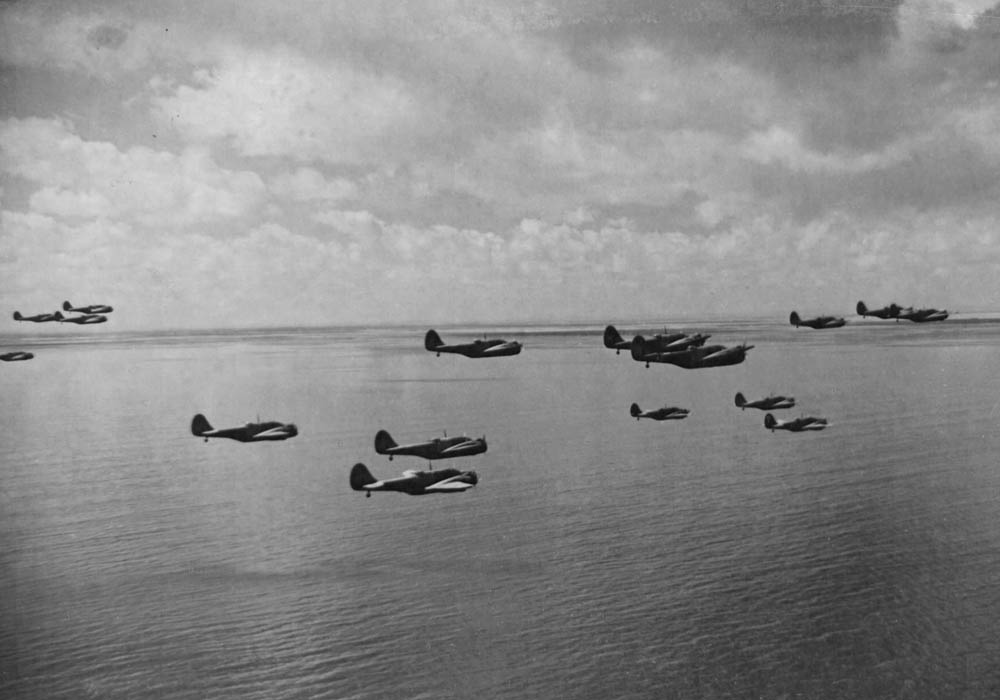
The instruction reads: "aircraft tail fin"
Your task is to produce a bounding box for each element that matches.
[54,311,64,321]
[350,463,377,491]
[764,413,777,430]
[424,329,443,351]
[856,301,868,316]
[191,413,213,436]
[374,429,397,454]
[630,335,647,361]
[604,325,626,348]
[630,402,641,418]
[735,392,747,408]
[62,300,73,311]
[789,311,801,327]
[12,311,21,320]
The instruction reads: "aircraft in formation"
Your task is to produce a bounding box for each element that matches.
[603,325,710,355]
[734,392,795,411]
[789,311,846,329]
[764,413,828,432]
[856,300,948,322]
[374,429,487,461]
[63,300,113,314]
[13,311,63,323]
[60,313,108,325]
[856,301,902,319]
[630,403,689,421]
[1,351,34,362]
[424,329,522,358]
[631,337,753,368]
[191,414,299,442]
[350,463,478,497]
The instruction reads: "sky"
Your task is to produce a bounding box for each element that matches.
[3,0,1000,330]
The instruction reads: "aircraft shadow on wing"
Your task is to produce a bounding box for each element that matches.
[630,403,689,420]
[191,413,299,442]
[764,413,828,432]
[604,324,710,355]
[857,300,948,323]
[1,351,34,362]
[734,392,795,411]
[13,311,63,323]
[789,311,846,329]
[424,329,522,358]
[375,429,487,461]
[350,462,478,497]
[630,336,752,368]
[63,300,113,314]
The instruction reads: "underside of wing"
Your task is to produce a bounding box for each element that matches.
[424,480,475,492]
[253,427,291,439]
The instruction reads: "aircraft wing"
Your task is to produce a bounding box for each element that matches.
[441,439,480,454]
[480,342,518,355]
[424,480,476,492]
[253,426,294,439]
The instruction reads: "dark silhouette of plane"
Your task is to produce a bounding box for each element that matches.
[59,313,108,325]
[856,301,902,319]
[631,337,752,368]
[604,325,709,355]
[13,311,63,322]
[735,392,795,411]
[350,463,478,497]
[630,403,689,420]
[63,300,113,314]
[424,329,522,357]
[375,429,487,461]
[764,413,828,432]
[191,414,298,442]
[1,351,34,362]
[789,311,846,329]
[896,306,949,323]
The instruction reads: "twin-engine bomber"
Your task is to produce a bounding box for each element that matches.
[789,311,846,329]
[191,414,299,442]
[350,463,478,497]
[764,413,828,432]
[425,329,522,357]
[603,325,710,355]
[735,392,795,411]
[631,336,753,368]
[630,403,689,421]
[374,429,487,461]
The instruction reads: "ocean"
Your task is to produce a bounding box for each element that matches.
[2,319,1000,699]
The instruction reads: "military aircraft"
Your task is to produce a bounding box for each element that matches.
[604,325,710,355]
[896,306,949,323]
[63,300,113,314]
[350,462,478,497]
[59,313,108,325]
[1,351,34,362]
[190,414,298,442]
[764,413,828,432]
[631,337,752,368]
[630,403,689,420]
[374,429,487,461]
[424,329,522,358]
[856,301,902,319]
[789,311,846,329]
[734,392,795,411]
[13,311,63,323]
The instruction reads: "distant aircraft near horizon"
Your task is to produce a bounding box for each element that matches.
[631,337,752,369]
[896,306,949,323]
[734,392,795,411]
[630,402,689,421]
[789,311,846,329]
[604,324,710,355]
[13,311,62,323]
[190,414,298,442]
[0,351,34,362]
[424,329,522,357]
[63,300,113,314]
[374,429,487,461]
[856,301,902,320]
[764,413,828,432]
[59,313,108,325]
[350,463,478,497]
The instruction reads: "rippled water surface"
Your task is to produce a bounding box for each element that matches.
[3,319,1000,698]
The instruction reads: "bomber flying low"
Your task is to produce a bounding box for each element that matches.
[896,306,949,323]
[764,413,828,432]
[374,429,487,461]
[856,301,902,320]
[789,311,846,329]
[631,336,752,369]
[603,325,710,355]
[1,351,34,362]
[734,392,795,411]
[63,300,113,314]
[191,414,299,442]
[60,313,108,325]
[350,462,478,497]
[424,329,522,358]
[630,403,689,420]
[13,311,63,323]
